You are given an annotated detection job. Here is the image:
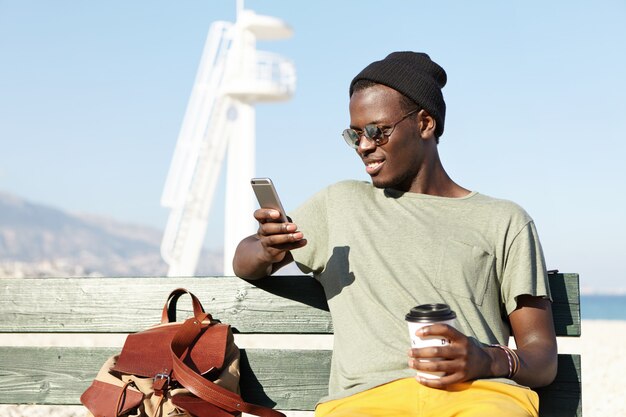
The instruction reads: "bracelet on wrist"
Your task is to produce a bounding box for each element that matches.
[489,344,520,379]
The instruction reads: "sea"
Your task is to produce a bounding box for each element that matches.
[581,295,626,320]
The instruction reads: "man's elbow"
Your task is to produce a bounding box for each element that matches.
[528,353,558,388]
[538,363,557,388]
[232,263,269,281]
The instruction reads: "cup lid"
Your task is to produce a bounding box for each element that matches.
[405,303,456,322]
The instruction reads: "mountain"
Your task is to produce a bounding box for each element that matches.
[0,192,222,277]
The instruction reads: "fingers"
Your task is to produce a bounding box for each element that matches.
[407,352,470,387]
[257,221,305,250]
[254,208,285,223]
[408,351,467,373]
[262,231,306,249]
[416,323,462,339]
[416,372,467,389]
[407,326,484,389]
[257,226,306,254]
[259,221,298,236]
[254,209,303,239]
[251,208,306,264]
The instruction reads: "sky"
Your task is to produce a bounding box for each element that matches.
[1,0,625,292]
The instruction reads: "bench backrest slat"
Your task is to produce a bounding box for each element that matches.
[0,276,332,334]
[0,273,580,336]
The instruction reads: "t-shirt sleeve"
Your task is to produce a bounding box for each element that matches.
[288,187,330,275]
[501,220,551,315]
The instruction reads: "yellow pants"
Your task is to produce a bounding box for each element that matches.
[315,378,539,417]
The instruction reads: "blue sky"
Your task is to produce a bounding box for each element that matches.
[1,1,625,292]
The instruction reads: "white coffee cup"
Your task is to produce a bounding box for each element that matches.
[405,303,457,379]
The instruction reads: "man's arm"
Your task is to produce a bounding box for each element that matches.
[232,208,307,280]
[500,295,558,387]
[408,295,557,388]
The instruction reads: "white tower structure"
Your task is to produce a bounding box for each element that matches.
[160,3,295,276]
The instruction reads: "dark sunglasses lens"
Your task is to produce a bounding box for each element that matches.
[342,129,359,148]
[364,124,382,140]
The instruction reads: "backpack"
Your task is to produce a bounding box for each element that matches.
[80,288,285,417]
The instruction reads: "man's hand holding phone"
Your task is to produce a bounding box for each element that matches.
[253,206,306,256]
[233,178,306,279]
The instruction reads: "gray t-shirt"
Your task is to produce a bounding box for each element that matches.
[289,180,550,403]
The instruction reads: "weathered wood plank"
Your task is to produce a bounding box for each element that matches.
[240,349,331,410]
[0,273,579,336]
[0,346,581,417]
[0,346,331,410]
[536,354,582,417]
[548,273,581,337]
[0,276,333,334]
[0,346,114,405]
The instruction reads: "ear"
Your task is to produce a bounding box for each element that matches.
[417,109,437,140]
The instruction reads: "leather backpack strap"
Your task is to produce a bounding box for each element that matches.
[161,288,209,324]
[171,318,286,417]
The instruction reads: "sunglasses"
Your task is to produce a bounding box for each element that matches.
[342,108,419,149]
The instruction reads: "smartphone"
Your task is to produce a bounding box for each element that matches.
[251,177,288,222]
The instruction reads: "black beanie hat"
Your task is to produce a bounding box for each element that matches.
[349,51,447,138]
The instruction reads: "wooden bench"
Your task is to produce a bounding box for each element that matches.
[0,273,581,416]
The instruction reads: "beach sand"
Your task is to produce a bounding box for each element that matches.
[557,320,626,416]
[2,319,624,417]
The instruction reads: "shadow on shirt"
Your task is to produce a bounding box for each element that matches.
[317,246,355,301]
[249,246,355,310]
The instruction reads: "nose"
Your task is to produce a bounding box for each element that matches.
[356,133,376,155]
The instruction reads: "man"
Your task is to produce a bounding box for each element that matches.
[233,51,557,417]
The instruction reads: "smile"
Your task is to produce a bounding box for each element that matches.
[366,160,384,175]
